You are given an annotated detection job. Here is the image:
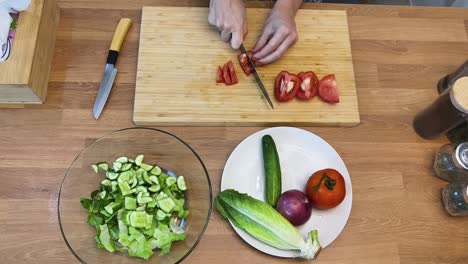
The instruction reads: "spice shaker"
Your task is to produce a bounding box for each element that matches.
[433,142,468,182]
[441,181,468,216]
[413,77,468,139]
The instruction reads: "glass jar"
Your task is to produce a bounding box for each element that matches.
[441,181,468,216]
[433,142,468,182]
[413,77,468,139]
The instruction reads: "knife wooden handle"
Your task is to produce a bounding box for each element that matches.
[109,18,132,52]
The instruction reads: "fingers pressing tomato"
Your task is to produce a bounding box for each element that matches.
[305,168,346,209]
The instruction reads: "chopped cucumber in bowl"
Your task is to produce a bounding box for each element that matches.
[58,127,212,264]
[80,155,189,260]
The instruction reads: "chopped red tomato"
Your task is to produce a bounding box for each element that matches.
[318,74,340,104]
[223,63,232,85]
[297,71,319,100]
[227,60,238,85]
[216,66,225,83]
[274,71,300,102]
[238,51,254,76]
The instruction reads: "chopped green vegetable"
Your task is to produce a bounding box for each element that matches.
[98,224,116,252]
[113,162,122,172]
[80,155,188,260]
[118,171,131,183]
[130,211,148,228]
[147,200,157,209]
[166,177,176,187]
[104,201,121,214]
[149,176,159,185]
[101,179,111,187]
[121,163,133,171]
[148,184,160,193]
[179,209,190,219]
[150,166,162,176]
[107,171,119,180]
[155,191,168,201]
[120,210,132,226]
[98,190,107,199]
[118,182,132,195]
[136,205,146,211]
[143,171,152,185]
[97,162,109,172]
[140,163,154,171]
[177,176,187,191]
[116,157,128,163]
[135,155,144,166]
[216,189,321,260]
[111,181,118,192]
[159,198,176,213]
[87,214,104,227]
[156,209,167,220]
[125,197,137,210]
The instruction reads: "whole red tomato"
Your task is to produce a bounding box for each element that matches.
[305,169,346,209]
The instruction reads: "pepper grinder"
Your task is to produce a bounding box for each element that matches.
[413,76,468,139]
[437,60,468,143]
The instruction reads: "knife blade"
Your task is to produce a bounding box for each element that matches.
[239,44,274,109]
[93,18,132,119]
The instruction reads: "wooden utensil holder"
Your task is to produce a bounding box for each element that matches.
[0,0,59,105]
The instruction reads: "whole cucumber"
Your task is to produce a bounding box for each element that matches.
[262,135,282,207]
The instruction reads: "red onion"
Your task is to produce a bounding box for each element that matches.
[276,189,312,226]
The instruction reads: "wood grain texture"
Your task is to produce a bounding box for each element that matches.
[0,1,467,263]
[134,7,360,126]
[0,0,59,103]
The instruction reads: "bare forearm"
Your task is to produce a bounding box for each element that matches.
[274,0,303,15]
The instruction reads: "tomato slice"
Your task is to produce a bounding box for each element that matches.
[216,66,225,83]
[274,71,300,102]
[318,74,339,104]
[297,71,318,100]
[223,63,231,85]
[227,60,238,85]
[238,51,254,76]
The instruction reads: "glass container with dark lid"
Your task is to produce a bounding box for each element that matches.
[413,77,468,139]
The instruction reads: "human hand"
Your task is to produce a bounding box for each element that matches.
[208,0,247,49]
[252,0,301,66]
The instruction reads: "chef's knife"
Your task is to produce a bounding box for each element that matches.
[93,18,132,119]
[239,44,274,109]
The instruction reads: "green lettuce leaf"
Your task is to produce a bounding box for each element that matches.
[216,189,321,259]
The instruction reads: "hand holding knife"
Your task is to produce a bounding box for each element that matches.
[93,18,132,119]
[239,44,275,110]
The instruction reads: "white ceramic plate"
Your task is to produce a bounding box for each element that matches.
[221,127,352,258]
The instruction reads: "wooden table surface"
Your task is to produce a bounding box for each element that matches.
[1,1,468,263]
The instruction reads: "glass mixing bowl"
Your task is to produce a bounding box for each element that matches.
[58,127,212,263]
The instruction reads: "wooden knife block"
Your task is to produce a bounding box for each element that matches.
[0,0,59,105]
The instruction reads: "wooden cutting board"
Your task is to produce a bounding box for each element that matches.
[134,7,359,126]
